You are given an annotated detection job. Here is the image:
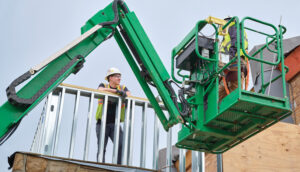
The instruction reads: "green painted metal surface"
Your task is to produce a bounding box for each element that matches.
[117,12,182,127]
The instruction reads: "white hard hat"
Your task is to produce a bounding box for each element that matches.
[105,67,121,81]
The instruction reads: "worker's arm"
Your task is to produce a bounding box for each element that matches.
[98,86,118,94]
[122,87,131,97]
[98,84,131,97]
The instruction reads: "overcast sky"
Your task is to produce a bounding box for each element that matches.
[0,0,299,171]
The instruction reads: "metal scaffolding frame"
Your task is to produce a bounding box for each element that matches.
[30,84,207,171]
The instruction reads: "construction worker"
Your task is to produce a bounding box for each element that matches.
[219,17,249,100]
[95,67,131,164]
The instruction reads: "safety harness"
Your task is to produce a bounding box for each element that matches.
[95,84,126,121]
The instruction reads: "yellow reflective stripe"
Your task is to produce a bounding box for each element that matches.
[220,33,231,54]
[104,83,125,90]
[220,30,248,55]
[97,83,127,121]
[228,21,235,27]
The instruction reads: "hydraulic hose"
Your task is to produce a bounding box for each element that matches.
[165,80,190,117]
[100,0,128,27]
[6,55,85,107]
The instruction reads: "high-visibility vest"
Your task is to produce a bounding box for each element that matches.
[220,22,248,57]
[95,84,126,122]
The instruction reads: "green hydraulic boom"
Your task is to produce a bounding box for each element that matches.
[0,0,291,153]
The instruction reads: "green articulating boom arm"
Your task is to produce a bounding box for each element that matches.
[0,0,183,145]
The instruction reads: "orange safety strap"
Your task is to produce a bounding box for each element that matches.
[222,76,230,95]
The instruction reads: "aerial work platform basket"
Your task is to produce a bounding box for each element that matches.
[172,16,291,153]
[177,89,291,153]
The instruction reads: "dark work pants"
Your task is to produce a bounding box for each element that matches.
[96,122,123,164]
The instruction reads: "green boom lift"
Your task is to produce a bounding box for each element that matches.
[0,0,291,153]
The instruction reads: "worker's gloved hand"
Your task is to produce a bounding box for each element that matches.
[116,90,127,99]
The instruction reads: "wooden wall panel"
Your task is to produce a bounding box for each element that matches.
[205,153,217,172]
[223,122,300,172]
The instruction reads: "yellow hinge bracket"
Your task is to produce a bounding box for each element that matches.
[205,16,228,36]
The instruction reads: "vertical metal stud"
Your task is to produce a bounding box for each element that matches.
[43,92,60,156]
[217,154,223,172]
[98,95,109,162]
[112,97,122,164]
[140,102,148,168]
[122,99,131,165]
[179,148,186,172]
[166,127,172,172]
[53,87,66,156]
[69,90,81,158]
[192,151,205,172]
[152,114,159,170]
[201,152,205,172]
[192,151,198,172]
[83,92,94,160]
[39,92,53,154]
[128,100,136,166]
[179,123,186,172]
